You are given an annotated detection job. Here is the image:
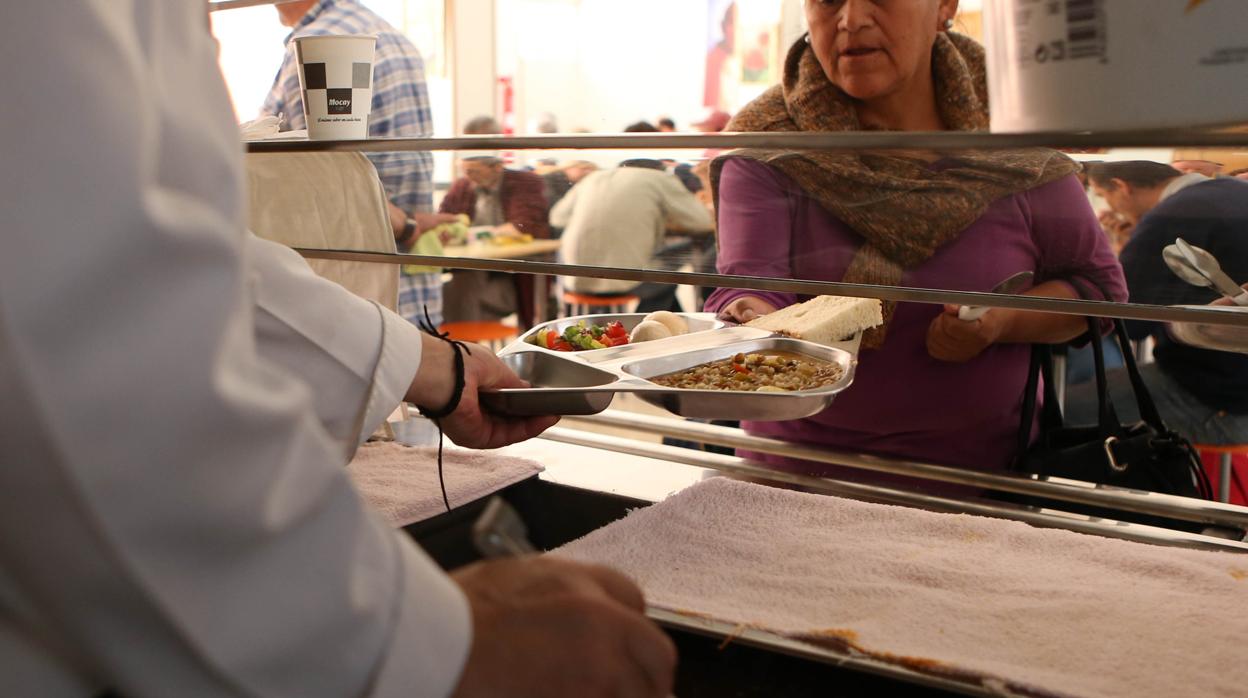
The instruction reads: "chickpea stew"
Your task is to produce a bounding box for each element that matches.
[649,351,844,392]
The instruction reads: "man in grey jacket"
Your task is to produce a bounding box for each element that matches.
[552,161,715,312]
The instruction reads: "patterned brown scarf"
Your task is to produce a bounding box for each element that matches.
[711,33,1078,346]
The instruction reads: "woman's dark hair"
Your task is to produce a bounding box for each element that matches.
[1085,161,1182,190]
[658,117,676,130]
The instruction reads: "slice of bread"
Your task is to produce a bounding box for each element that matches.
[745,295,883,344]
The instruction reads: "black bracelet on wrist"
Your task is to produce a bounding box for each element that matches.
[412,306,473,512]
[414,307,471,420]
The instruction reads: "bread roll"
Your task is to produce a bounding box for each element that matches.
[629,320,673,343]
[643,311,689,336]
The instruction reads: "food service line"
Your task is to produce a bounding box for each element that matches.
[293,247,1248,329]
[537,427,1248,554]
[561,410,1248,532]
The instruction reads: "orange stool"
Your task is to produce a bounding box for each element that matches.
[439,321,519,352]
[560,291,639,317]
[1193,444,1248,505]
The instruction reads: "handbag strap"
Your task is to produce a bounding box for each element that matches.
[1016,343,1064,454]
[1107,318,1169,431]
[1015,280,1125,456]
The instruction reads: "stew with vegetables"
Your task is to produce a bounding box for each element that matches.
[650,351,842,392]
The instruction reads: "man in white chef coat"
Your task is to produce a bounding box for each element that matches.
[0,3,675,697]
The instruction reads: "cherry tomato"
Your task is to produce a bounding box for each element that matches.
[552,340,573,352]
[605,321,627,338]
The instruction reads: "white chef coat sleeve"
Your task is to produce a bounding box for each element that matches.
[0,4,470,697]
[246,233,423,452]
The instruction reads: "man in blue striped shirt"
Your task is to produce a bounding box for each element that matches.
[262,0,452,327]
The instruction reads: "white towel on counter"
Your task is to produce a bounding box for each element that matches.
[552,477,1248,698]
[348,442,542,526]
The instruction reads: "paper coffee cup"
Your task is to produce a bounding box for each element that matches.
[294,34,377,140]
[984,0,1248,132]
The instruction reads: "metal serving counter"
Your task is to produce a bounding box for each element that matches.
[399,440,984,697]
[393,427,1247,697]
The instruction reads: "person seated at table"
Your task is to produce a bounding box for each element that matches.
[439,155,550,326]
[705,0,1126,490]
[1068,160,1248,445]
[542,160,599,211]
[552,159,713,313]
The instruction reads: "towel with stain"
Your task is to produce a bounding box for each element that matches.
[553,477,1248,698]
[348,442,542,527]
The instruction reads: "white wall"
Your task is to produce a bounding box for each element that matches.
[211,5,290,122]
[496,0,707,137]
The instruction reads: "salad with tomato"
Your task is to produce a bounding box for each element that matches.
[527,320,630,351]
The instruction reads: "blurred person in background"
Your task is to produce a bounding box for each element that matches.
[1171,159,1224,178]
[534,112,560,134]
[624,121,660,132]
[463,114,503,135]
[543,160,600,211]
[261,0,457,327]
[553,161,714,313]
[1073,160,1248,444]
[657,117,677,132]
[691,109,732,133]
[440,155,550,326]
[705,0,1126,488]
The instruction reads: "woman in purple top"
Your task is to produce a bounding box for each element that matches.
[705,0,1126,484]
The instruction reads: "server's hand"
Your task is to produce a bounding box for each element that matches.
[407,336,558,448]
[450,557,677,698]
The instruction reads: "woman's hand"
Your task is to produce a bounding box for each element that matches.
[718,296,779,323]
[1212,282,1248,307]
[928,281,1092,361]
[926,304,1006,362]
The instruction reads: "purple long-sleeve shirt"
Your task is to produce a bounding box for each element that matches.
[706,158,1127,482]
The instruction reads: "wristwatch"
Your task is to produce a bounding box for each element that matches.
[397,217,418,246]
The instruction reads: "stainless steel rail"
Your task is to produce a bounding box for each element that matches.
[208,0,300,11]
[561,410,1248,530]
[646,608,991,698]
[540,427,1248,552]
[246,129,1248,153]
[294,247,1248,328]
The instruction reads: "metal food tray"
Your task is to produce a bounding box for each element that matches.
[483,313,858,421]
[1167,305,1248,354]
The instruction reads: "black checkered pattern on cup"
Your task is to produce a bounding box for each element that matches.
[298,53,373,118]
[300,61,371,90]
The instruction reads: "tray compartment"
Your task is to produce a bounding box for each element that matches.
[512,312,725,361]
[480,351,618,416]
[618,338,856,421]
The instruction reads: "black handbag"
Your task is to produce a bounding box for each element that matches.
[1013,316,1213,508]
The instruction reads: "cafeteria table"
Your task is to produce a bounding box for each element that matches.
[442,238,561,326]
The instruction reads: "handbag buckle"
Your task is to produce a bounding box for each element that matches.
[1103,436,1127,473]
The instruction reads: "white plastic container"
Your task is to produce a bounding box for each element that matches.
[983,0,1248,132]
[293,35,377,140]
